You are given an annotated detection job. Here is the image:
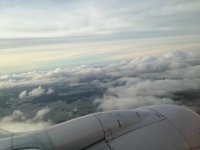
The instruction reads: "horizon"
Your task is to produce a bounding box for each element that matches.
[0,0,200,73]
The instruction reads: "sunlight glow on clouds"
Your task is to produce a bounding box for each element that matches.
[0,0,200,73]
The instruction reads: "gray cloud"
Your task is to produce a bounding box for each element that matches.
[0,50,200,113]
[0,1,199,74]
[46,88,55,95]
[94,78,200,110]
[0,0,199,43]
[93,51,200,110]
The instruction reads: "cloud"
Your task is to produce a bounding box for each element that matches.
[19,86,54,100]
[0,49,199,133]
[46,88,55,95]
[0,50,200,113]
[93,50,200,110]
[73,107,78,112]
[32,107,51,122]
[0,0,199,39]
[29,86,45,97]
[0,0,199,74]
[0,107,52,132]
[18,91,28,100]
[94,78,200,110]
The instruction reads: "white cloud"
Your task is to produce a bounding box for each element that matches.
[0,0,199,39]
[18,91,28,100]
[29,86,45,97]
[0,50,199,112]
[94,78,200,110]
[0,0,199,74]
[19,86,54,100]
[33,107,51,122]
[46,88,54,95]
[93,50,200,110]
[0,108,52,132]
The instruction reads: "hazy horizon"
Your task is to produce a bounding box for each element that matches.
[0,0,200,73]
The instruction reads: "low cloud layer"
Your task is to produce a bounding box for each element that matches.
[0,107,52,132]
[94,78,200,110]
[0,50,199,132]
[94,51,200,110]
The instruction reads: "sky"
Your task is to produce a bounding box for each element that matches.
[0,0,200,74]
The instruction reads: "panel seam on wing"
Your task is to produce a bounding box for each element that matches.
[45,129,55,150]
[94,114,106,139]
[93,114,113,150]
[108,118,166,142]
[148,108,192,150]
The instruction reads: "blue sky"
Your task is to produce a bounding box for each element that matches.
[0,0,200,73]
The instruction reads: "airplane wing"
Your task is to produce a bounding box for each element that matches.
[0,105,200,150]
